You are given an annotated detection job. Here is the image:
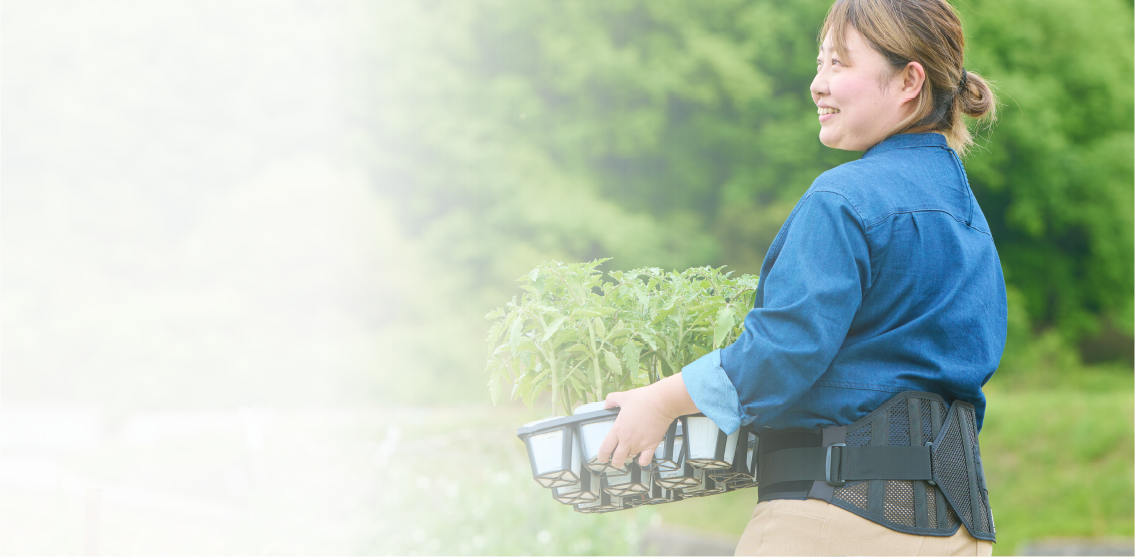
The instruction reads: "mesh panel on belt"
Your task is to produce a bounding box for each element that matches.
[759,391,993,540]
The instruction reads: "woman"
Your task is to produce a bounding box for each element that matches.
[595,0,1003,555]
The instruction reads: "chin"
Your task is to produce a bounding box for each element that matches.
[818,130,841,149]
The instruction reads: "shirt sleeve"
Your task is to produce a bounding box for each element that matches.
[682,191,870,433]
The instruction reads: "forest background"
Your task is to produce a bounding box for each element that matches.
[2,0,1135,426]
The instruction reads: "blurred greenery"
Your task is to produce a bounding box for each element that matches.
[9,0,1127,409]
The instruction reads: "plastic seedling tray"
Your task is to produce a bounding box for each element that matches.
[682,414,739,470]
[709,424,755,484]
[590,492,626,515]
[692,469,728,497]
[642,473,671,504]
[516,415,583,488]
[603,463,649,497]
[726,429,760,489]
[573,402,633,476]
[575,483,613,513]
[656,453,702,491]
[552,465,597,505]
[620,494,646,509]
[642,420,682,474]
[680,468,709,496]
[517,408,759,514]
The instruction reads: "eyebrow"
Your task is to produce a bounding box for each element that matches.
[816,43,835,60]
[816,41,852,64]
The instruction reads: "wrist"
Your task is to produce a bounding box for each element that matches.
[651,372,700,420]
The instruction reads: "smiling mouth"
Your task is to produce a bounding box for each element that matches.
[817,107,841,115]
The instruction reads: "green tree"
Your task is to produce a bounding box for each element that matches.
[961,0,1134,343]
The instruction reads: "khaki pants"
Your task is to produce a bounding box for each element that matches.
[734,499,994,556]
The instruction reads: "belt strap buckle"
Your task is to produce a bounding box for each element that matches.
[825,443,846,487]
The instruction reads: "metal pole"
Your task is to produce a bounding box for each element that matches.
[82,487,102,557]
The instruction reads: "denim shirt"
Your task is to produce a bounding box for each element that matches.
[683,133,1007,435]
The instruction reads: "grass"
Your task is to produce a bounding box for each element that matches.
[980,371,1134,555]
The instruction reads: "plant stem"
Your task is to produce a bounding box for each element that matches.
[587,322,604,402]
[547,350,560,416]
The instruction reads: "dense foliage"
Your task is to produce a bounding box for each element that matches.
[485,261,757,415]
[10,0,1124,412]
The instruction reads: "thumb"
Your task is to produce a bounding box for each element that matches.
[603,392,623,409]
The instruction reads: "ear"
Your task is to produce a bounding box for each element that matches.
[897,61,926,105]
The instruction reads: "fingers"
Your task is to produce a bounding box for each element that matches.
[638,443,658,467]
[609,439,631,470]
[596,426,619,464]
[603,392,623,409]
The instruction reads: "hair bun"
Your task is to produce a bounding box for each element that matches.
[959,70,995,120]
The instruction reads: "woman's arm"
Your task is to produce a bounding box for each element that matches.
[596,189,870,468]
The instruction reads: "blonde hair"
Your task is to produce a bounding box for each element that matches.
[819,0,997,156]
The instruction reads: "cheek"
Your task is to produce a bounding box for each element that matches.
[831,75,878,112]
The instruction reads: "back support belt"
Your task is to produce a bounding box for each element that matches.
[756,391,996,542]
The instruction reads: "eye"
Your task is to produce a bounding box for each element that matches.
[831,57,844,66]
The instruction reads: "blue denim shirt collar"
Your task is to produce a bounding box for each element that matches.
[865,132,948,158]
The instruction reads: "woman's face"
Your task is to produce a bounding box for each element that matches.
[810,27,919,151]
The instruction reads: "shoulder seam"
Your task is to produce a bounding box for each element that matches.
[808,189,869,228]
[864,208,993,237]
[765,190,870,264]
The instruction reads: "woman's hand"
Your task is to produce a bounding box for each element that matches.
[595,372,700,469]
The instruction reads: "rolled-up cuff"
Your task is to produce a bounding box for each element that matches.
[681,349,747,435]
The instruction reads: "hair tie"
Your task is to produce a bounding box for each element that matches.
[959,68,968,89]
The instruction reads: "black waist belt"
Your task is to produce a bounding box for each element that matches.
[755,391,996,542]
[761,445,932,484]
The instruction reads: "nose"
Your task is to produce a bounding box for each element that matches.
[810,69,827,104]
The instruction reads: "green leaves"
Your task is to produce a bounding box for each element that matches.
[484,259,757,414]
[713,306,736,349]
[541,316,567,342]
[508,316,525,351]
[603,350,623,377]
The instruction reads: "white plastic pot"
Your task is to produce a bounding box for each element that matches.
[517,415,582,488]
[642,473,671,504]
[728,429,759,489]
[642,420,682,474]
[656,439,701,490]
[552,465,598,505]
[574,482,612,513]
[574,402,631,476]
[680,468,708,496]
[710,425,755,484]
[602,464,648,497]
[681,415,738,470]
